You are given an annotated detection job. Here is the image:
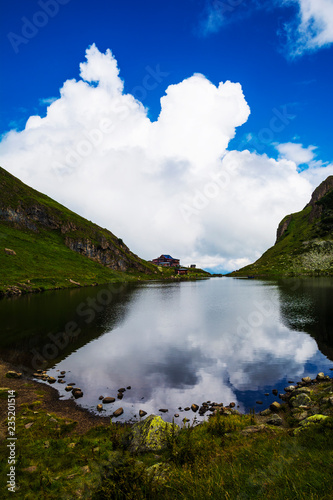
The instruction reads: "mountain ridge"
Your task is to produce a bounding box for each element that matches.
[230,176,333,277]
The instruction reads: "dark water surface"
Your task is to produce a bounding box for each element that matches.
[1,277,332,422]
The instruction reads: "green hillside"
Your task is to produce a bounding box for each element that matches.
[230,176,333,277]
[0,167,162,296]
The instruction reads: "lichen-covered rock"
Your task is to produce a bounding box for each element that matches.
[267,414,283,426]
[300,414,329,426]
[146,463,172,484]
[127,414,179,453]
[290,393,312,408]
[316,372,325,381]
[294,414,330,434]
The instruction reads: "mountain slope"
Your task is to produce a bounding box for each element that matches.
[0,167,160,295]
[230,176,333,277]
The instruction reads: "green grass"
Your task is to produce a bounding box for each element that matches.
[2,401,332,500]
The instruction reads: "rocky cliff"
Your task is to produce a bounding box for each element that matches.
[230,176,333,277]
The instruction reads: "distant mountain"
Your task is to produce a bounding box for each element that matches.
[229,176,333,277]
[0,166,159,296]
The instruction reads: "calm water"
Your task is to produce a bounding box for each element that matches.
[0,277,332,422]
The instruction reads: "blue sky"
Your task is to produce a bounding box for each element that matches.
[1,0,333,272]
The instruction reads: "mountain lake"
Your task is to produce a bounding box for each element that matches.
[1,277,332,423]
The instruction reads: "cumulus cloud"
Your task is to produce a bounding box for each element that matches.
[275,142,317,166]
[283,0,333,56]
[0,45,331,272]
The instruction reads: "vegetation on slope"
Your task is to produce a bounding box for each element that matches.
[230,176,333,277]
[0,167,210,296]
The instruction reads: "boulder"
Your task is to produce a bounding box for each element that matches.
[260,408,271,417]
[300,414,329,426]
[191,404,199,412]
[127,414,179,453]
[113,407,123,418]
[139,410,147,418]
[291,387,311,396]
[284,385,296,392]
[97,404,103,411]
[302,376,312,383]
[266,414,283,426]
[269,402,281,412]
[103,397,116,404]
[290,393,312,408]
[293,411,308,422]
[316,372,325,381]
[295,414,330,434]
[6,371,22,379]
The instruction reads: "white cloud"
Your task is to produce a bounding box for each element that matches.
[0,45,331,272]
[275,142,317,165]
[284,0,333,56]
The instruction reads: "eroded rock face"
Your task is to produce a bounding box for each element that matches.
[127,415,179,453]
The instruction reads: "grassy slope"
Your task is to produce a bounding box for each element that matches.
[0,166,158,293]
[230,186,333,277]
[0,167,210,294]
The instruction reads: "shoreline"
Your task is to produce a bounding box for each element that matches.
[0,272,213,300]
[1,356,332,432]
[0,358,111,438]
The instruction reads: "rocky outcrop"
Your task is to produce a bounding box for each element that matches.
[307,176,333,207]
[276,215,293,242]
[64,236,147,272]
